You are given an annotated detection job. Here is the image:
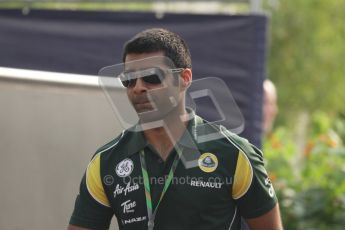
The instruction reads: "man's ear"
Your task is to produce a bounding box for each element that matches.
[180,68,192,90]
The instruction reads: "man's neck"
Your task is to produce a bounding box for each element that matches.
[143,110,190,161]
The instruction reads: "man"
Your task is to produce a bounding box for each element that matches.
[68,28,283,230]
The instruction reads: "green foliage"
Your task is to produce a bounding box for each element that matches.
[264,112,345,229]
[264,0,345,124]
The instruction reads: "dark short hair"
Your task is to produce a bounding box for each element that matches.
[122,28,192,68]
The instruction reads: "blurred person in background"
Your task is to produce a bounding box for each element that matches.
[262,79,278,136]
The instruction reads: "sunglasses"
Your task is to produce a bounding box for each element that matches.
[118,67,184,88]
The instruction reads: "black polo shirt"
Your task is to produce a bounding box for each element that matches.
[70,114,277,230]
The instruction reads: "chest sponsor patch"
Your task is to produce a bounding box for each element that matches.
[116,158,134,177]
[198,152,218,173]
[189,179,223,189]
[114,182,139,198]
[122,216,147,225]
[121,199,136,214]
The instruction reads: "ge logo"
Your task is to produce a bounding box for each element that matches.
[116,158,134,177]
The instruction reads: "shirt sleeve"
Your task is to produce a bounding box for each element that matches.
[69,153,114,229]
[231,140,277,219]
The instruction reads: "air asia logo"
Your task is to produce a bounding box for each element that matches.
[198,153,218,173]
[114,182,139,198]
[116,158,134,177]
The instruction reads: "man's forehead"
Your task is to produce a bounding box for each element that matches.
[125,60,166,71]
[124,54,174,71]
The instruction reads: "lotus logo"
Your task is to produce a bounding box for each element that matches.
[198,153,218,173]
[201,156,216,167]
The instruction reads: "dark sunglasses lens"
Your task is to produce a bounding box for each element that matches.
[121,79,136,88]
[120,69,164,87]
[121,79,129,87]
[142,74,162,85]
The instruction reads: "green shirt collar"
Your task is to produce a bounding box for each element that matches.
[124,109,203,157]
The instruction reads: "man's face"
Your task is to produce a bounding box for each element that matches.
[124,52,181,122]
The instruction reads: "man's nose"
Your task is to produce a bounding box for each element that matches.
[133,78,147,94]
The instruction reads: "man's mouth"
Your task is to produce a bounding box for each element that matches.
[133,101,154,112]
